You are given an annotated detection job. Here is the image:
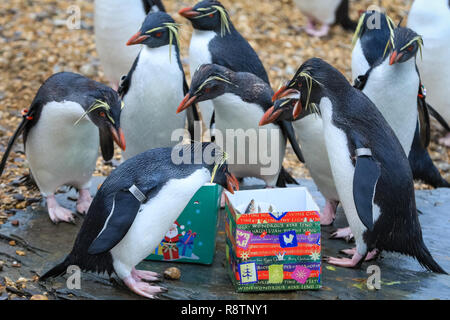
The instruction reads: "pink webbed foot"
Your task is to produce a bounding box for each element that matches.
[76,189,92,215]
[330,226,354,242]
[131,268,161,282]
[305,19,330,38]
[123,274,167,299]
[340,247,379,261]
[438,132,450,148]
[321,200,338,226]
[47,195,75,224]
[327,252,365,268]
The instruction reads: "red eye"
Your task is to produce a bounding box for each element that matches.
[407,45,414,52]
[209,13,214,18]
[205,87,211,93]
[99,111,106,117]
[155,32,162,37]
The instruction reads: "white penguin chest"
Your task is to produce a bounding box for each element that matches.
[351,39,371,82]
[110,168,211,279]
[363,58,419,155]
[293,115,338,201]
[25,101,99,194]
[120,46,186,158]
[293,0,342,24]
[188,30,215,74]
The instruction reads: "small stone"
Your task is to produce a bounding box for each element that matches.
[11,261,21,268]
[80,64,96,77]
[15,201,27,209]
[163,267,181,280]
[30,294,48,300]
[0,261,4,272]
[8,240,16,246]
[11,220,19,227]
[15,250,26,256]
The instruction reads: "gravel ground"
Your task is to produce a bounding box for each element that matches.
[0,0,448,221]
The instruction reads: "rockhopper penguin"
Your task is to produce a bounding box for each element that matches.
[0,72,126,224]
[179,0,270,133]
[119,12,198,160]
[260,96,339,226]
[40,143,239,299]
[268,58,446,273]
[95,0,166,89]
[408,0,450,147]
[177,64,303,187]
[293,0,357,37]
[352,12,450,188]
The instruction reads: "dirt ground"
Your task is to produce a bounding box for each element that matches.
[0,0,449,300]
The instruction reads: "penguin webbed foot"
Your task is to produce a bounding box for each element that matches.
[329,226,354,242]
[320,200,338,226]
[124,274,168,299]
[47,195,76,224]
[339,247,379,261]
[327,252,366,269]
[304,18,330,38]
[76,189,93,215]
[132,268,162,282]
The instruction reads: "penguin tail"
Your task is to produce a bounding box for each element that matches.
[39,256,71,281]
[276,167,299,187]
[335,0,357,31]
[414,241,447,274]
[0,117,28,177]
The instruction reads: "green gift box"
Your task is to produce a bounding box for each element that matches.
[145,183,222,265]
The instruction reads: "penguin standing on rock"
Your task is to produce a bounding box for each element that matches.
[268,58,446,273]
[119,12,198,160]
[179,0,270,132]
[177,64,303,187]
[352,12,450,189]
[293,0,356,37]
[408,0,450,147]
[0,72,126,224]
[94,0,166,90]
[40,143,239,299]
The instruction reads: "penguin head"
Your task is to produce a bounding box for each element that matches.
[352,10,395,47]
[126,12,180,49]
[388,27,423,65]
[78,87,126,151]
[270,58,339,120]
[259,98,297,126]
[177,64,234,114]
[179,1,231,36]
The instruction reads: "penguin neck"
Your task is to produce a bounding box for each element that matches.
[140,44,181,69]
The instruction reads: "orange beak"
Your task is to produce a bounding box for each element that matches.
[292,100,303,120]
[389,51,403,65]
[179,7,200,18]
[110,127,126,151]
[176,94,197,114]
[225,173,239,194]
[259,106,283,126]
[126,31,149,46]
[272,86,300,102]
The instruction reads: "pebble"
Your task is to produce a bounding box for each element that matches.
[164,267,181,280]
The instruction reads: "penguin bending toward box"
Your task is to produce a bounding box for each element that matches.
[119,12,199,160]
[408,0,450,147]
[179,0,269,134]
[94,0,165,89]
[260,97,339,226]
[40,143,239,299]
[177,64,303,188]
[268,58,446,273]
[0,72,126,223]
[352,12,449,188]
[293,0,356,37]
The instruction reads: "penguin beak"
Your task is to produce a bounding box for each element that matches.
[272,87,299,102]
[389,50,403,65]
[110,127,126,151]
[292,100,303,120]
[225,173,239,194]
[126,31,149,46]
[259,106,282,126]
[179,7,200,18]
[177,94,197,114]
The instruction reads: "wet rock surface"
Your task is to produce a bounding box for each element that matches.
[0,177,448,300]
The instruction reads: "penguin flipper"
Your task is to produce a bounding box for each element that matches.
[279,121,305,163]
[99,127,114,162]
[352,134,380,232]
[417,88,430,148]
[88,183,158,255]
[0,117,28,176]
[426,103,450,132]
